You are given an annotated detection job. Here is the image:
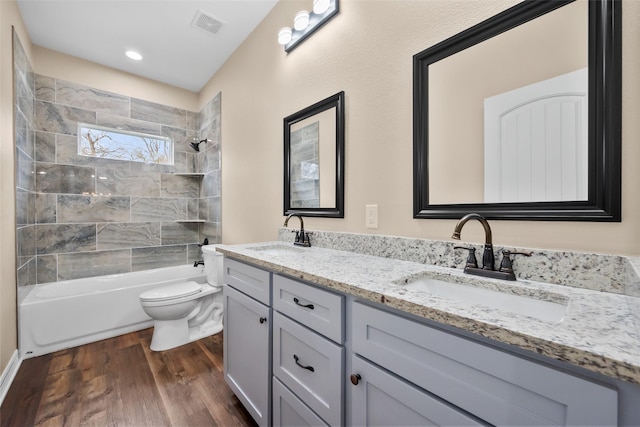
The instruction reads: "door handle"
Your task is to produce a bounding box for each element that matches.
[293,297,314,310]
[293,354,315,372]
[350,373,361,385]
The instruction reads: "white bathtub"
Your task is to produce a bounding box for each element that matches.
[19,264,206,358]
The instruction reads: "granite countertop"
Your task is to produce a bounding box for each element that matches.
[217,241,640,385]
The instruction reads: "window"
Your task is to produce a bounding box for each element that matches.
[78,123,173,165]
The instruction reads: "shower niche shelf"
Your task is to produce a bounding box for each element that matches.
[173,172,205,223]
[174,173,204,177]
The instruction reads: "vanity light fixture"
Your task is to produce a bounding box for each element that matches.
[278,0,339,53]
[125,50,143,61]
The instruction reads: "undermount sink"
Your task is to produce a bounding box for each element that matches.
[247,244,307,256]
[402,276,567,323]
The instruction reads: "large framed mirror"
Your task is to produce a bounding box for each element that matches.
[413,0,621,221]
[284,91,345,218]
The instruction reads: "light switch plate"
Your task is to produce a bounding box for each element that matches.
[366,204,378,229]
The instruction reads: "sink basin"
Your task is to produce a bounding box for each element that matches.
[247,244,306,256]
[403,277,567,323]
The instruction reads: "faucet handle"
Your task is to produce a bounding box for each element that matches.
[499,250,532,272]
[454,246,478,269]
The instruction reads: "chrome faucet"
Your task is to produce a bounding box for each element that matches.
[283,213,311,247]
[452,213,530,281]
[452,213,495,270]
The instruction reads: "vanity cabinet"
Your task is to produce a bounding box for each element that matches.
[223,258,272,426]
[272,274,345,426]
[350,301,618,426]
[223,256,626,427]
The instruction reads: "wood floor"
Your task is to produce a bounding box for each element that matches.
[0,329,257,427]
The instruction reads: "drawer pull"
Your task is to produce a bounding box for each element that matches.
[350,373,361,386]
[293,297,315,310]
[293,354,315,372]
[259,317,267,324]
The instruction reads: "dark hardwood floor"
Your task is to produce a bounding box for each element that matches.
[0,329,257,427]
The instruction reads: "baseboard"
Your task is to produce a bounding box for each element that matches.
[0,350,21,406]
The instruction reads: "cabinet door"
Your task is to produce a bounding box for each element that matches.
[224,284,271,426]
[350,355,486,427]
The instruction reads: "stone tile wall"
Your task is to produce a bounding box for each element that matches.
[14,33,222,285]
[197,93,222,243]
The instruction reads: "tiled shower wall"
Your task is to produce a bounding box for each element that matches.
[14,32,222,286]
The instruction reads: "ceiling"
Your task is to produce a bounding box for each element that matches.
[16,0,279,93]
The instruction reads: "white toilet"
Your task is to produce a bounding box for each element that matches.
[139,245,224,351]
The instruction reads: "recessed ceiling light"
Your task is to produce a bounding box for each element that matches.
[125,50,143,61]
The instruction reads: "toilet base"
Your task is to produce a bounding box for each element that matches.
[145,285,224,352]
[150,318,223,351]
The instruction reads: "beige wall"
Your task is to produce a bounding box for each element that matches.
[34,47,199,112]
[0,0,29,378]
[202,0,640,256]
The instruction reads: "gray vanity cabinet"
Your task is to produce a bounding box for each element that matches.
[223,259,272,427]
[223,256,627,427]
[272,274,345,426]
[351,301,618,426]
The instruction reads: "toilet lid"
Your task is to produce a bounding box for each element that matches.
[139,281,202,302]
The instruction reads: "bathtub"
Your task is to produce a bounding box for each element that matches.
[19,264,206,358]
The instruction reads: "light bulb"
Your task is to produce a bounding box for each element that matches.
[313,0,330,14]
[278,27,292,45]
[294,10,310,31]
[125,50,143,61]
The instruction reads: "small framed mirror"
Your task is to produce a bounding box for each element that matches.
[284,91,345,218]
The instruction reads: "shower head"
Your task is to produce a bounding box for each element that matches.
[190,139,210,152]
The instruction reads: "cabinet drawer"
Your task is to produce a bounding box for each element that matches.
[273,377,329,427]
[350,355,486,427]
[352,301,618,427]
[273,312,344,426]
[224,257,271,305]
[273,274,344,343]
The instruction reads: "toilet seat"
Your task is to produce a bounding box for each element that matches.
[139,281,202,303]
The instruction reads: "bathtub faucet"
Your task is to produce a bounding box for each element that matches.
[194,260,204,267]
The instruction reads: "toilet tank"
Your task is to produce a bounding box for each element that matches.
[201,245,224,286]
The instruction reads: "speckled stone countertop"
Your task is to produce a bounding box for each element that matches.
[217,240,640,385]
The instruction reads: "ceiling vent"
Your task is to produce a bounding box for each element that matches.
[191,9,224,36]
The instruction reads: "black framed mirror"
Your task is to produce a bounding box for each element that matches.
[413,0,621,221]
[284,91,345,218]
